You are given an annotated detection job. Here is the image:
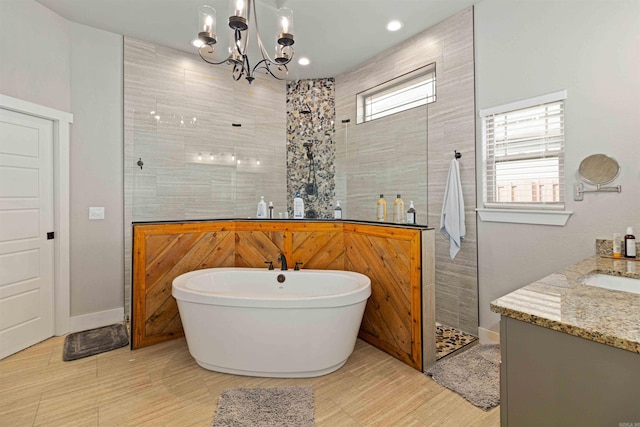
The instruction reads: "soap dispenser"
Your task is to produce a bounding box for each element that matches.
[256,196,267,218]
[293,191,305,219]
[406,201,416,224]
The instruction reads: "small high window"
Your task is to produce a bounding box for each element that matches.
[481,91,566,209]
[356,64,436,124]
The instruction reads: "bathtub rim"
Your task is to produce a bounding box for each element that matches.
[172,267,372,309]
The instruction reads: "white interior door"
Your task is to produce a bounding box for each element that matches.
[0,108,55,359]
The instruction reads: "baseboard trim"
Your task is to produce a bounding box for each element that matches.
[68,307,124,334]
[478,327,500,345]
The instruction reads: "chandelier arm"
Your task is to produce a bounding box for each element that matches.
[232,62,244,81]
[252,58,288,81]
[243,50,252,80]
[233,29,248,65]
[251,0,280,64]
[198,46,232,66]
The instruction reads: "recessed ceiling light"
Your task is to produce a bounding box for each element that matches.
[298,57,310,66]
[386,20,402,32]
[191,38,204,48]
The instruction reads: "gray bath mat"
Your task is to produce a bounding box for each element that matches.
[426,344,500,410]
[212,386,315,427]
[63,323,129,361]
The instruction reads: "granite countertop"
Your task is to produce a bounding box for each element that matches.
[491,256,640,354]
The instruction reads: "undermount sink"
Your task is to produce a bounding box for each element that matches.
[579,273,640,295]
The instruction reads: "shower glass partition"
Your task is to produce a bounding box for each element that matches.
[334,100,429,224]
[123,37,287,316]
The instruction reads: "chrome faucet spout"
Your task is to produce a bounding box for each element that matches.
[278,253,288,271]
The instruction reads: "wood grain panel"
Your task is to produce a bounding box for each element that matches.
[132,223,235,348]
[291,231,344,270]
[235,230,285,268]
[344,225,423,369]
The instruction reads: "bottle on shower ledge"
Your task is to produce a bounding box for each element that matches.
[268,201,274,219]
[406,201,416,224]
[393,194,404,223]
[334,201,342,219]
[293,191,305,219]
[256,196,267,218]
[376,194,387,222]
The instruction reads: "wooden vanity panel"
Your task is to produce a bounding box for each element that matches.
[344,224,423,370]
[132,223,235,348]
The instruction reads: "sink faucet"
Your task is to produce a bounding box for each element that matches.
[278,253,288,271]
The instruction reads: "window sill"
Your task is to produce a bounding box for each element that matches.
[476,208,573,226]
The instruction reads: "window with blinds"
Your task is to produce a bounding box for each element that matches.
[481,92,566,209]
[356,64,436,124]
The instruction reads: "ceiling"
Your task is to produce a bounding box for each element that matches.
[36,0,478,80]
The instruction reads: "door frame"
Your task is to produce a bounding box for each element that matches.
[0,93,73,336]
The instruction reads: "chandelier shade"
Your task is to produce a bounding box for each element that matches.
[196,0,295,83]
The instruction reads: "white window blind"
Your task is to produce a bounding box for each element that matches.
[482,94,565,209]
[356,64,436,124]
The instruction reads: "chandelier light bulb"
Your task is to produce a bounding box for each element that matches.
[204,15,214,32]
[234,0,245,16]
[198,152,202,161]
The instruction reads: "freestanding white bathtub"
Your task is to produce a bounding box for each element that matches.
[172,267,371,378]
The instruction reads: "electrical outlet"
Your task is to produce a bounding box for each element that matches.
[89,207,105,220]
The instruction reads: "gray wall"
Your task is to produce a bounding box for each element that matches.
[69,23,124,316]
[0,0,71,111]
[475,0,640,334]
[1,0,124,318]
[335,8,478,335]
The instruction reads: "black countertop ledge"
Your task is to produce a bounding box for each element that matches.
[132,218,433,230]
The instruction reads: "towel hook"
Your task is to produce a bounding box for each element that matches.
[454,150,462,159]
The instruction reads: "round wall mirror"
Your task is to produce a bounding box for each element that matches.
[577,154,620,185]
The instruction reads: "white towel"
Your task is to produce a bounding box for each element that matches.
[440,159,466,260]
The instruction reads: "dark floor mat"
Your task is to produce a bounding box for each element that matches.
[63,323,129,361]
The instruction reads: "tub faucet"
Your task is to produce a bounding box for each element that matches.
[278,253,288,271]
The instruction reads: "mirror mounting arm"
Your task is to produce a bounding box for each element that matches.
[573,182,622,201]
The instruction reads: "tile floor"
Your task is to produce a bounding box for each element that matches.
[0,335,499,426]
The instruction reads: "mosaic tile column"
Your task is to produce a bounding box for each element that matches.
[286,79,336,218]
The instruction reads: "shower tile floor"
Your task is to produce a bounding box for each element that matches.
[436,322,479,360]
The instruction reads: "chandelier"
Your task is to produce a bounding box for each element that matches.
[195,0,295,84]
